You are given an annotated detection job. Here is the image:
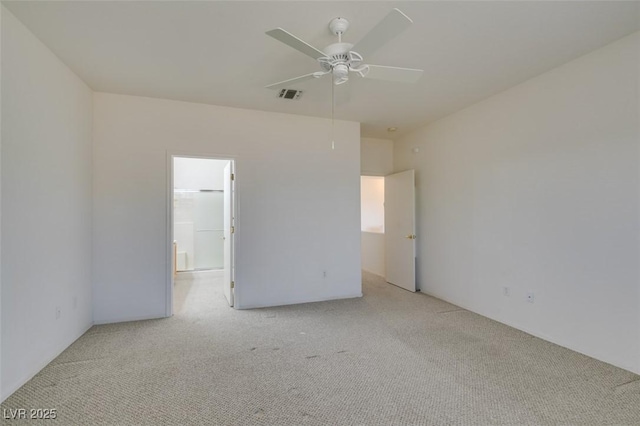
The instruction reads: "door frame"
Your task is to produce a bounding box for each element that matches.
[166,151,237,317]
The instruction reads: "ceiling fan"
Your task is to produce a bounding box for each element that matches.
[265,8,424,90]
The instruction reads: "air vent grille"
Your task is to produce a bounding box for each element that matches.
[278,89,302,100]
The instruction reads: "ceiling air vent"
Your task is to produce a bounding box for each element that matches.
[278,89,302,100]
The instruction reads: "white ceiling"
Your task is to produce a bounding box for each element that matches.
[4,1,639,138]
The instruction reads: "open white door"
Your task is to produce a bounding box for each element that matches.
[385,169,416,292]
[223,162,235,306]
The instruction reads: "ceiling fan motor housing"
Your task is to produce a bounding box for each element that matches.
[319,42,356,71]
[318,42,367,83]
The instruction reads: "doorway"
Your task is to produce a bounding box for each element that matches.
[360,171,417,292]
[360,176,386,277]
[169,156,235,316]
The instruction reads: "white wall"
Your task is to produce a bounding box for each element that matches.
[1,7,94,400]
[93,93,361,321]
[361,137,394,176]
[361,176,384,233]
[361,232,385,278]
[394,33,640,374]
[360,176,385,277]
[360,139,393,277]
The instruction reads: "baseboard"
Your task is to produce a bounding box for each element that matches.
[1,321,94,403]
[93,313,168,325]
[175,269,224,280]
[236,292,363,310]
[418,288,640,375]
[362,269,385,278]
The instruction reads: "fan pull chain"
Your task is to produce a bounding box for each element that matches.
[331,76,335,150]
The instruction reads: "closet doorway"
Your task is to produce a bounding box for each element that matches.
[170,156,235,315]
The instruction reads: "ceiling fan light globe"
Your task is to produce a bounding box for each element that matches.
[333,63,349,79]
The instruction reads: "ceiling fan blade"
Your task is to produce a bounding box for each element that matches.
[265,73,321,90]
[351,9,413,58]
[364,65,424,83]
[266,28,326,60]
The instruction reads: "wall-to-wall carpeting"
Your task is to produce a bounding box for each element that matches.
[2,272,639,425]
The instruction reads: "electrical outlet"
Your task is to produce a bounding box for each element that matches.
[502,286,510,297]
[526,292,535,303]
[55,306,61,319]
[322,271,327,278]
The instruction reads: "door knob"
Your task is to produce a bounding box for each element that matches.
[405,234,416,240]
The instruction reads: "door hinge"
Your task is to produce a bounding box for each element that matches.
[231,226,235,234]
[231,281,235,289]
[231,173,235,181]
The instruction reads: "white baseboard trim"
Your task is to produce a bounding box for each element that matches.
[175,269,224,281]
[362,269,385,278]
[418,288,639,375]
[1,321,94,403]
[93,313,168,325]
[236,292,363,310]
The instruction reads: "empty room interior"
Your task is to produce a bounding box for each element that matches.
[1,1,639,424]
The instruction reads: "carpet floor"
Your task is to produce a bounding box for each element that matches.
[2,271,639,425]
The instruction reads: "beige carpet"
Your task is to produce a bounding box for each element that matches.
[2,271,639,425]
